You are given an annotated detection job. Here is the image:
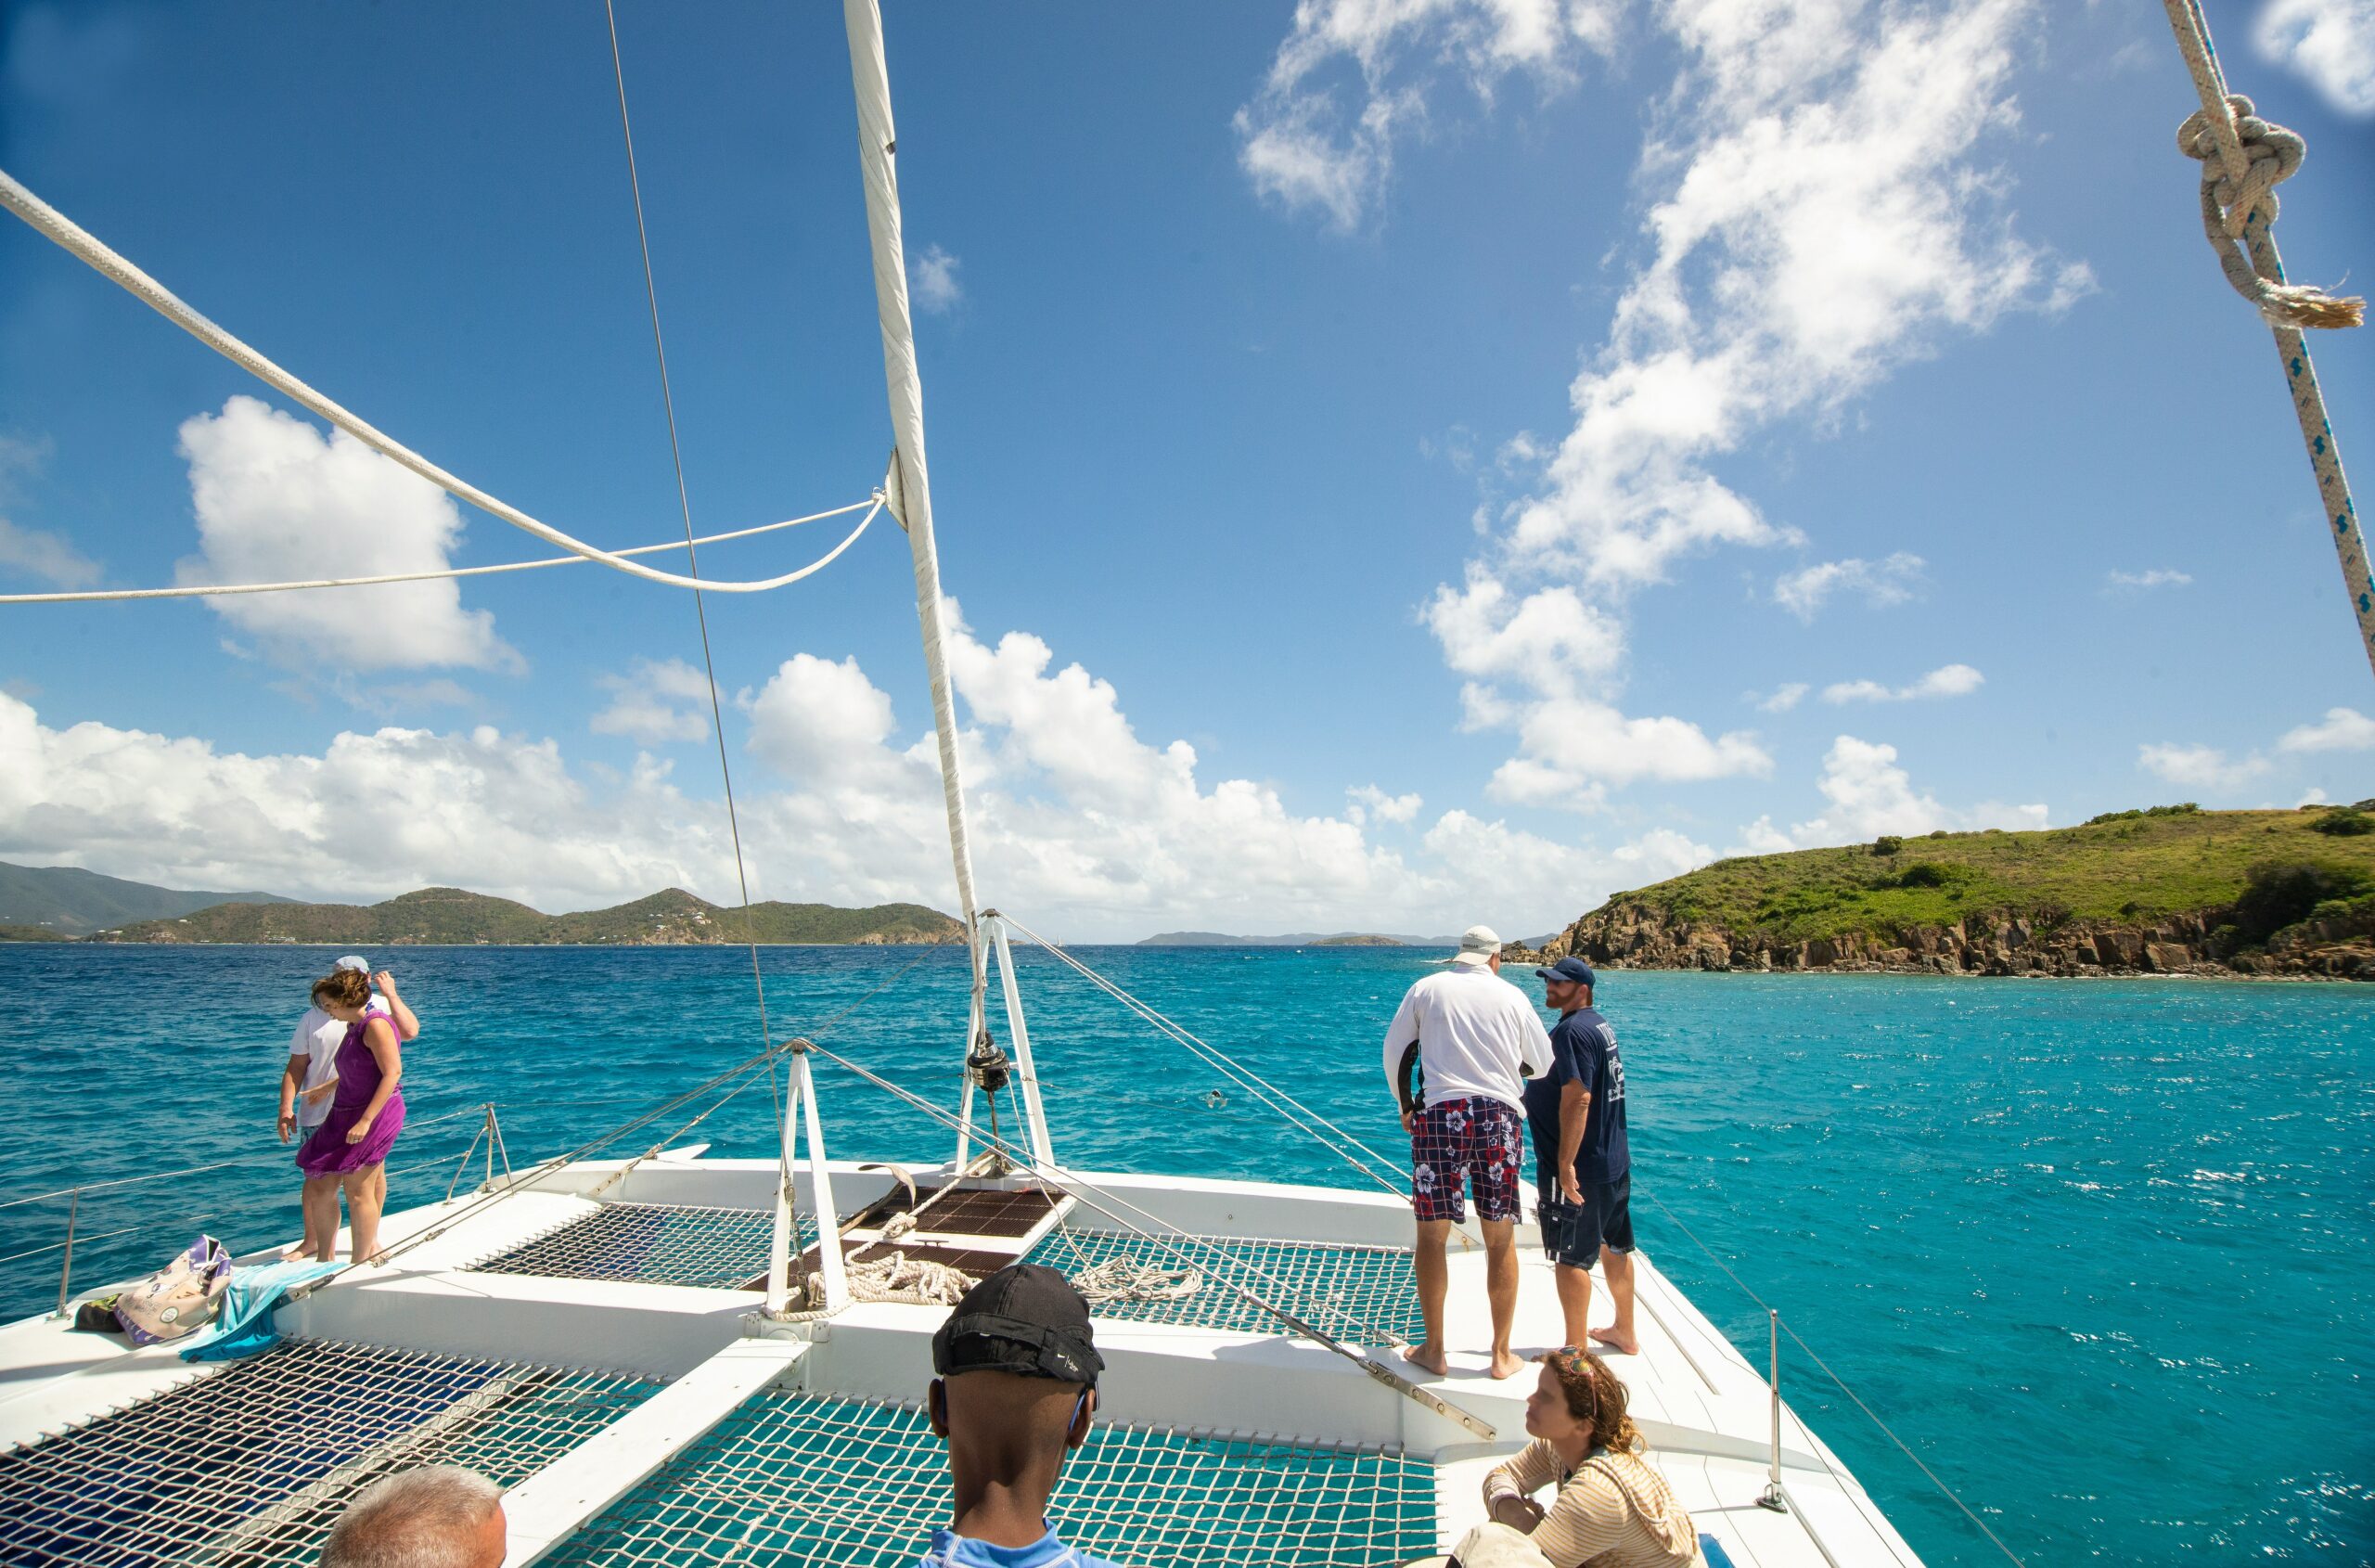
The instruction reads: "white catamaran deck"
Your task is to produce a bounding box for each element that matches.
[0,1153,1922,1567]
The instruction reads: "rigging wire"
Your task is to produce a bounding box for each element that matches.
[601,0,775,1089]
[1637,1185,2023,1568]
[0,497,881,606]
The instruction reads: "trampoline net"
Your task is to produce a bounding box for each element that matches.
[1029,1228,1423,1346]
[468,1202,800,1290]
[0,1336,657,1568]
[540,1392,1437,1568]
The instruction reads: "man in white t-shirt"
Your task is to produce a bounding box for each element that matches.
[278,956,419,1258]
[1380,925,1552,1380]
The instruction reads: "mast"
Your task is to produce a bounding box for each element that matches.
[842,0,991,1057]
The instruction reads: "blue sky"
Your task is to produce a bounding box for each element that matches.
[2,0,2372,939]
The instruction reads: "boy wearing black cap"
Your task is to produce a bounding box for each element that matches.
[921,1263,1122,1568]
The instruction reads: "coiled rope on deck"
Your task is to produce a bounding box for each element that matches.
[2158,0,2369,679]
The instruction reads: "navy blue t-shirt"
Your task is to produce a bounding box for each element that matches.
[1521,1008,1628,1189]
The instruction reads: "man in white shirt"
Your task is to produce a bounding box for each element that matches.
[1380,925,1552,1380]
[278,956,419,1259]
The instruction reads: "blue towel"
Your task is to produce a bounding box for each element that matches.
[1698,1535,1739,1568]
[179,1261,341,1361]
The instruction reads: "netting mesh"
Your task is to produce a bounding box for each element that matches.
[539,1392,1437,1568]
[1029,1228,1423,1346]
[469,1203,801,1290]
[0,1337,658,1568]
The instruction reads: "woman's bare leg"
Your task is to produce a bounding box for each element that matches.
[342,1166,385,1265]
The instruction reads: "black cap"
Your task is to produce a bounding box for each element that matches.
[931,1263,1103,1388]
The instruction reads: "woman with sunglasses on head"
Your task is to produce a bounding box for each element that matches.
[1472,1347,1700,1567]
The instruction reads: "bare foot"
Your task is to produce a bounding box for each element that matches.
[1588,1326,1639,1355]
[1489,1349,1526,1380]
[1405,1343,1450,1377]
[282,1242,315,1262]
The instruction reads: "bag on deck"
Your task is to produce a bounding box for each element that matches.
[111,1235,234,1345]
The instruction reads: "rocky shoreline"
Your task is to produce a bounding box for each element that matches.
[1508,902,2375,981]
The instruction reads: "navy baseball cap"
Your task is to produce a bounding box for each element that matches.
[1535,957,1596,986]
[932,1263,1103,1388]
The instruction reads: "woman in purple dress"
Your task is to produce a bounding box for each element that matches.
[294,967,405,1264]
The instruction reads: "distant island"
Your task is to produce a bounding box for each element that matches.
[1138,930,1458,946]
[1507,803,2375,981]
[0,860,293,937]
[0,865,963,947]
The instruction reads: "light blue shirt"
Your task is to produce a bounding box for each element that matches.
[917,1525,1122,1568]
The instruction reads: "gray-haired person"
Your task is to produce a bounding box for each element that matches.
[319,1467,506,1568]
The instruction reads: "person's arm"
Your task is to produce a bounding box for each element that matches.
[1525,1459,1632,1566]
[372,971,419,1041]
[1556,1080,1588,1207]
[344,1018,404,1143]
[1382,991,1421,1129]
[277,1055,306,1143]
[1481,1441,1558,1532]
[1519,1003,1554,1081]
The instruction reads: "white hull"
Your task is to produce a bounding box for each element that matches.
[0,1151,1923,1566]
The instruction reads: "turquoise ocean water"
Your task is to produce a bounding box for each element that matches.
[0,944,2367,1564]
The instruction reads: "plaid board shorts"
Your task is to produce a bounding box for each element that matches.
[1409,1097,1524,1223]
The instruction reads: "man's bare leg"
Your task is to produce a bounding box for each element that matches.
[1407,1218,1451,1376]
[1553,1261,1593,1350]
[1483,1218,1523,1379]
[1589,1246,1639,1354]
[300,1176,340,1263]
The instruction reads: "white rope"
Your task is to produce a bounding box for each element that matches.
[0,164,873,597]
[2159,1,2371,681]
[0,497,880,606]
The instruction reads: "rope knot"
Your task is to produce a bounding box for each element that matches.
[2176,92,2363,331]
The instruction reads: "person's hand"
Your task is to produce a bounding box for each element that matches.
[277,1111,295,1144]
[1560,1174,1584,1208]
[371,970,399,997]
[346,1115,374,1145]
[1488,1494,1546,1533]
[1400,1106,1417,1135]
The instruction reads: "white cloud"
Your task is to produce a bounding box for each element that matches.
[1348,784,1424,825]
[912,244,963,315]
[2277,706,2375,753]
[0,607,1740,938]
[1774,553,1926,621]
[1424,565,1625,694]
[2104,567,2191,591]
[1750,682,1809,713]
[1233,0,1620,229]
[1820,662,1983,704]
[2138,741,2271,790]
[1785,734,2046,844]
[2254,0,2375,117]
[592,658,714,746]
[2297,785,2330,808]
[0,518,100,588]
[175,397,517,673]
[1485,696,1772,807]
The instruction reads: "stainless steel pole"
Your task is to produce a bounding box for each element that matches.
[53,1188,80,1318]
[1759,1307,1788,1512]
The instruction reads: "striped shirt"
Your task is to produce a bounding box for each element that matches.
[1480,1441,1698,1568]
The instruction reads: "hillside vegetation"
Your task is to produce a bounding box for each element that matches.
[88,886,964,947]
[1526,804,2375,980]
[0,860,291,936]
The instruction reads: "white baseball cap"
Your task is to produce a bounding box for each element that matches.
[1445,925,1502,967]
[334,955,371,973]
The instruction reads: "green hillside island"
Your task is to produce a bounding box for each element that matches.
[1513,804,2375,981]
[81,886,965,947]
